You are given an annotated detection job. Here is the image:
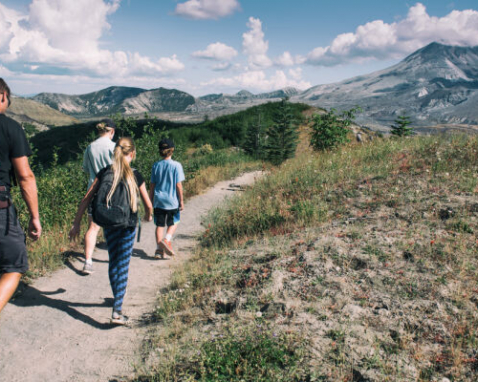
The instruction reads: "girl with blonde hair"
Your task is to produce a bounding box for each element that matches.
[70,137,153,325]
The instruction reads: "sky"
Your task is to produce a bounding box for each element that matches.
[0,0,477,97]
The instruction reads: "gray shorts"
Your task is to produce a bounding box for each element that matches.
[0,205,28,274]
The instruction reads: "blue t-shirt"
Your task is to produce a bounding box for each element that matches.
[150,159,185,210]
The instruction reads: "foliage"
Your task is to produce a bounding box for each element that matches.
[30,102,310,167]
[190,325,307,382]
[243,112,266,159]
[22,122,39,138]
[265,99,299,165]
[390,115,414,137]
[309,107,360,151]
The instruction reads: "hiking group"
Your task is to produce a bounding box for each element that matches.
[0,78,185,326]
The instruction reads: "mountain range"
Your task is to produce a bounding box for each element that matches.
[9,42,478,131]
[293,42,478,130]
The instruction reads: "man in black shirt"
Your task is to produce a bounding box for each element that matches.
[0,78,41,314]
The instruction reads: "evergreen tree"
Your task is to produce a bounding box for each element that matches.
[310,107,360,151]
[243,113,264,159]
[265,98,298,165]
[390,115,414,137]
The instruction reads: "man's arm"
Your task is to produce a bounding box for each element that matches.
[149,183,155,206]
[11,156,41,240]
[176,182,184,211]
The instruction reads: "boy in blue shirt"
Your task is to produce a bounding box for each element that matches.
[149,139,185,258]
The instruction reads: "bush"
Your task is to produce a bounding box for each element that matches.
[390,115,414,137]
[310,107,360,151]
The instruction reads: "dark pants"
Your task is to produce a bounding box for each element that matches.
[0,205,28,274]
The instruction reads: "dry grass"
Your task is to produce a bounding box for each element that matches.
[136,133,478,381]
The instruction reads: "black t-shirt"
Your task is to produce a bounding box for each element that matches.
[0,114,32,187]
[96,166,145,188]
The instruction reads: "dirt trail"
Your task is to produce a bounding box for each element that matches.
[0,171,261,382]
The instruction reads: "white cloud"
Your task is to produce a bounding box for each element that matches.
[307,2,478,66]
[0,0,185,80]
[212,62,232,71]
[192,42,238,61]
[201,69,311,93]
[275,52,295,67]
[175,0,240,20]
[242,17,272,68]
[0,63,188,95]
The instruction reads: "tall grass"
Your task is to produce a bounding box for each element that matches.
[201,134,478,247]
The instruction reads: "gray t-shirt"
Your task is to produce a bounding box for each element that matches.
[82,136,115,189]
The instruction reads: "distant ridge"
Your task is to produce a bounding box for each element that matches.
[6,96,79,130]
[294,42,478,129]
[32,87,196,118]
[30,43,478,129]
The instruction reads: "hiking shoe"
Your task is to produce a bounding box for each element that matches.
[159,239,175,257]
[111,311,129,326]
[81,262,93,275]
[154,248,164,259]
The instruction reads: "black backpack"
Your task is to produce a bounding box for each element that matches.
[92,167,138,229]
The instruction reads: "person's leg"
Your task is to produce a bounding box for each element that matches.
[155,226,165,246]
[0,272,22,313]
[84,216,101,262]
[104,227,136,314]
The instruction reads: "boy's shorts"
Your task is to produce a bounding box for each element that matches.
[0,205,28,274]
[154,208,180,227]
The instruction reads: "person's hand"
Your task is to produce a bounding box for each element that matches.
[179,203,184,211]
[28,216,42,240]
[69,223,81,242]
[143,211,152,222]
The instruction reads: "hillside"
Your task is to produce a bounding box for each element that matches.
[135,132,478,381]
[32,86,196,118]
[294,43,478,130]
[6,96,78,129]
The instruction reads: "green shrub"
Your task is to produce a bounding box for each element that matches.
[390,115,414,137]
[310,107,360,151]
[189,325,308,382]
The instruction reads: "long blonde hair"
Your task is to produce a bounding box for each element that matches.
[107,137,139,212]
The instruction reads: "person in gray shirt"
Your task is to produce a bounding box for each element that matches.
[80,119,115,274]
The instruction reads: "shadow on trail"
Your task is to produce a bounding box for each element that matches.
[132,248,161,261]
[64,252,109,276]
[11,284,117,329]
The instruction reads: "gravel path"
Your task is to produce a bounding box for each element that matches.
[0,171,261,382]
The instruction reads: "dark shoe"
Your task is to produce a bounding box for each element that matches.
[154,248,164,259]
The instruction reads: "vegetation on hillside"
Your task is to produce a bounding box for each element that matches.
[135,133,478,382]
[391,114,414,137]
[15,101,309,276]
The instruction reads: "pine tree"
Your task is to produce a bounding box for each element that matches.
[265,98,298,165]
[243,113,264,159]
[390,115,414,137]
[310,107,360,151]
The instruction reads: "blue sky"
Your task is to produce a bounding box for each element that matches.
[0,0,477,96]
